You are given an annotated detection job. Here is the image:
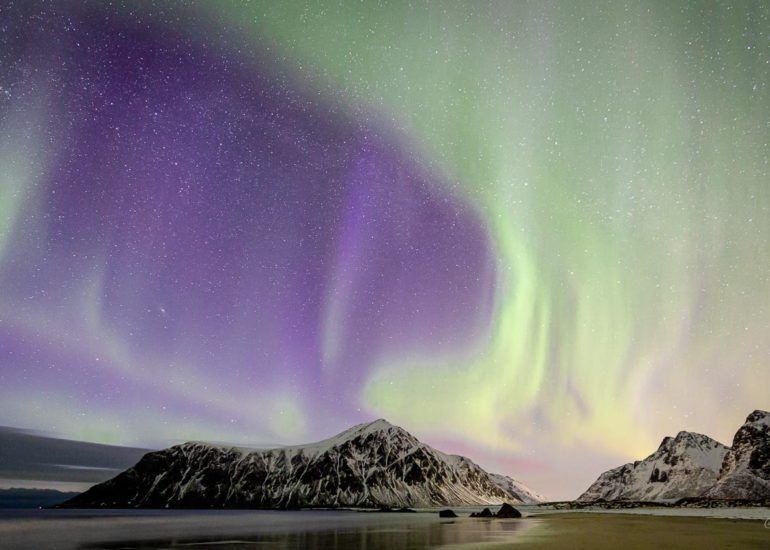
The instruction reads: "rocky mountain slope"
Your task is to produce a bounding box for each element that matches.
[705,410,770,499]
[578,431,728,501]
[488,472,547,504]
[59,419,543,508]
[579,410,769,502]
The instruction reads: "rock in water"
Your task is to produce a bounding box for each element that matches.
[496,502,522,518]
[439,509,457,518]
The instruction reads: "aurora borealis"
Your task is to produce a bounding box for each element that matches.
[1,1,768,499]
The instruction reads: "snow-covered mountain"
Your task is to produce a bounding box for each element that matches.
[488,472,547,504]
[579,410,770,502]
[578,431,728,501]
[705,410,770,500]
[60,419,544,508]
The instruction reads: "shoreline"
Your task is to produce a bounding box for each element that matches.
[10,502,770,523]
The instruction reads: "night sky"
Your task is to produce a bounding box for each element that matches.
[1,1,768,499]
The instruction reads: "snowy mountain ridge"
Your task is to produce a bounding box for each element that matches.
[488,472,547,504]
[578,431,728,501]
[579,410,770,502]
[60,419,544,508]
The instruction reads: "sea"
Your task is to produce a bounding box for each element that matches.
[3,504,768,549]
[0,507,537,549]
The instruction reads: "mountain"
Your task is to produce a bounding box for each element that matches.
[59,419,544,508]
[578,410,770,502]
[705,410,770,499]
[488,472,546,504]
[577,431,728,502]
[0,488,80,508]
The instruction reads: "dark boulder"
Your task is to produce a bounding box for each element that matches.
[470,507,493,518]
[496,502,522,518]
[439,509,457,518]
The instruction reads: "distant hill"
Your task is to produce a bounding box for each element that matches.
[0,488,80,508]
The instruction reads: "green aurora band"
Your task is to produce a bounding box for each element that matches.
[204,1,770,460]
[0,1,768,498]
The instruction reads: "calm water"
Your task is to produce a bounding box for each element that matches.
[0,508,536,549]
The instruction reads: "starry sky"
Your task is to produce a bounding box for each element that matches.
[1,1,769,499]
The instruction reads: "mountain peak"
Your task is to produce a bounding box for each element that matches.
[287,418,417,456]
[362,418,394,429]
[745,410,770,426]
[342,418,407,438]
[674,430,712,443]
[673,430,696,443]
[657,431,719,452]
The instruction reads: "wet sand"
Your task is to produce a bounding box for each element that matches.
[0,509,535,549]
[1,509,768,548]
[496,513,770,549]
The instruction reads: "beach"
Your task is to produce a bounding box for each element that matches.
[1,507,768,549]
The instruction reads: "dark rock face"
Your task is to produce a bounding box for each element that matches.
[649,468,669,483]
[58,419,534,509]
[496,502,521,518]
[439,509,457,518]
[706,410,770,499]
